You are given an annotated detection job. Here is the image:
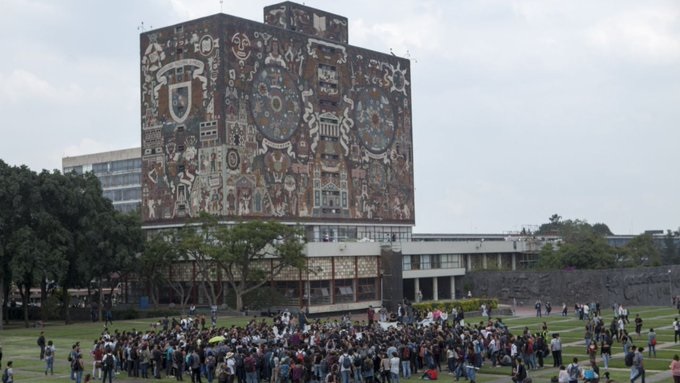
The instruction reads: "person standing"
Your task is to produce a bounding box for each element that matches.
[367,306,375,326]
[37,331,46,360]
[73,353,85,383]
[600,331,612,370]
[3,361,14,383]
[669,354,680,383]
[44,340,55,375]
[102,347,115,383]
[635,314,643,337]
[566,358,581,383]
[674,318,680,343]
[551,334,563,367]
[535,300,542,317]
[389,352,400,383]
[647,329,657,358]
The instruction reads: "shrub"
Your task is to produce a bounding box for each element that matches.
[411,298,498,314]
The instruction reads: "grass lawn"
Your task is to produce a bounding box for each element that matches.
[0,306,678,382]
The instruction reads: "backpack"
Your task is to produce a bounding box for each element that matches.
[625,352,634,367]
[583,369,595,381]
[279,363,290,378]
[353,355,363,368]
[342,356,352,369]
[363,357,373,373]
[402,347,410,360]
[235,355,244,369]
[245,356,256,372]
[207,355,217,369]
[103,354,115,371]
[1,368,7,383]
[568,364,579,379]
[45,346,53,357]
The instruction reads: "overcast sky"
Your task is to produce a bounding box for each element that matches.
[2,0,679,235]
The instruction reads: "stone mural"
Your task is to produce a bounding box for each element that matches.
[466,266,679,307]
[140,2,414,225]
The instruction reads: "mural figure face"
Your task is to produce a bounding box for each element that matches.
[231,32,251,61]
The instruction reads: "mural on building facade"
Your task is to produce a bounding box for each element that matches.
[140,3,414,224]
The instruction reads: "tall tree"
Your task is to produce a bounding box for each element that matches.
[176,215,307,311]
[210,219,306,311]
[140,232,179,308]
[621,233,661,267]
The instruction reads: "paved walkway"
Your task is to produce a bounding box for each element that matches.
[482,306,674,383]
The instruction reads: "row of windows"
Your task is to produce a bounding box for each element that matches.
[92,159,141,174]
[277,277,378,305]
[104,188,142,202]
[403,254,463,271]
[99,173,141,188]
[309,225,413,242]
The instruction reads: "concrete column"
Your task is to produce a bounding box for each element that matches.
[512,254,517,271]
[433,277,438,301]
[466,254,472,271]
[414,278,420,302]
[483,254,488,269]
[497,254,502,269]
[450,276,456,300]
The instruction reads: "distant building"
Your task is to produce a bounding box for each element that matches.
[62,148,142,213]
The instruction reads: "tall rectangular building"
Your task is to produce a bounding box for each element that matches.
[140,2,414,238]
[62,148,142,213]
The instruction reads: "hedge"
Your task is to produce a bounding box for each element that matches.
[411,298,498,314]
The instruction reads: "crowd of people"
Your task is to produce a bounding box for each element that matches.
[6,301,680,383]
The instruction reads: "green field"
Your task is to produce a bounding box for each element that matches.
[0,306,677,382]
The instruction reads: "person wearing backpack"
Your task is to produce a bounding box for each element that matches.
[400,345,411,379]
[43,339,55,375]
[102,347,115,383]
[631,347,645,383]
[339,351,352,383]
[73,353,85,383]
[353,352,364,383]
[2,361,13,383]
[566,357,581,383]
[279,358,291,383]
[245,351,258,383]
[625,346,636,368]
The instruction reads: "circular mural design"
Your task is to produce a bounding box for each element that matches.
[226,149,240,170]
[250,65,302,142]
[353,86,396,154]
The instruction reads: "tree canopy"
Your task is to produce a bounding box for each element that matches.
[535,213,676,270]
[0,161,142,327]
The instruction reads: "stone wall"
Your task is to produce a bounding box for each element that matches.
[464,265,679,307]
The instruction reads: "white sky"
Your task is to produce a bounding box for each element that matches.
[1,0,679,235]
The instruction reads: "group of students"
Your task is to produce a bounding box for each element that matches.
[9,301,680,383]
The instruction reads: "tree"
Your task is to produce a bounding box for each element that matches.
[535,215,616,269]
[621,233,661,267]
[140,231,181,309]
[211,219,306,311]
[177,214,307,311]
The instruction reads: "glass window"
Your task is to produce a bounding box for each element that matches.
[357,278,377,301]
[421,255,431,270]
[402,255,411,271]
[334,279,354,303]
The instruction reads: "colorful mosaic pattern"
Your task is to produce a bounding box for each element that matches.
[140,4,414,225]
